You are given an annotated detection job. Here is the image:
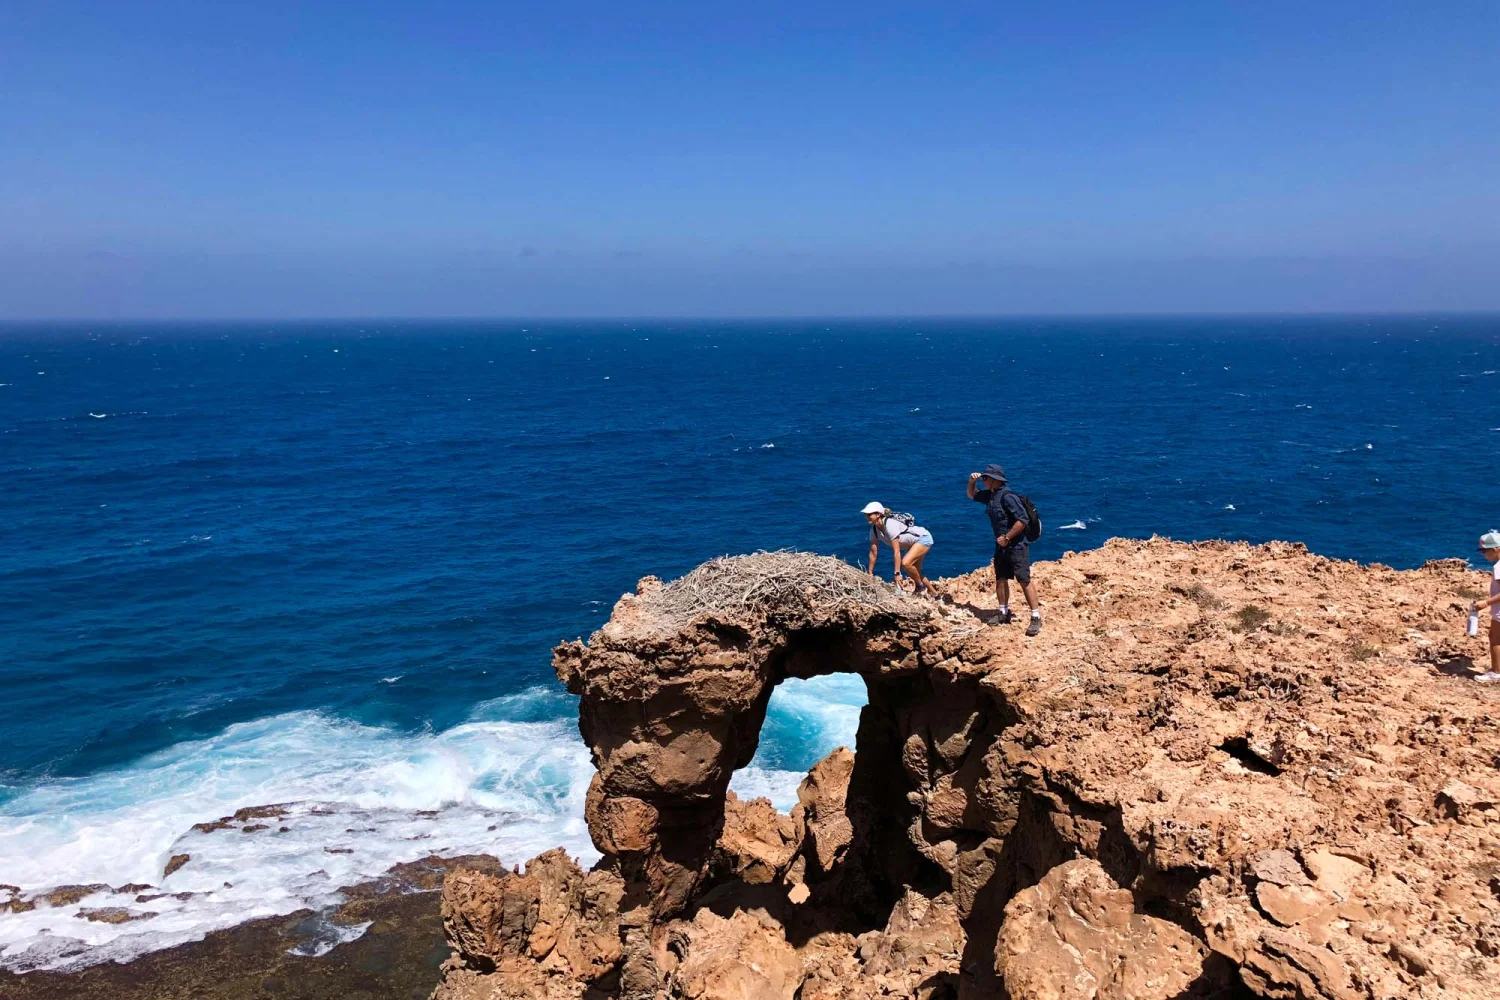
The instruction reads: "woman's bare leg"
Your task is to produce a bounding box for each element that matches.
[902,543,932,592]
[914,551,940,595]
[1490,619,1500,674]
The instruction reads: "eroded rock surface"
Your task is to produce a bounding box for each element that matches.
[663,908,801,1000]
[435,848,623,1000]
[996,859,1221,1000]
[433,542,1500,999]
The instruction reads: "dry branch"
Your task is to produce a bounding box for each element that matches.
[644,550,928,630]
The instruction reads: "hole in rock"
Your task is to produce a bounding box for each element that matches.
[728,675,867,811]
[701,631,953,941]
[1219,736,1281,776]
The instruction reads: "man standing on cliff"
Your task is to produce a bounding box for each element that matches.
[967,464,1041,635]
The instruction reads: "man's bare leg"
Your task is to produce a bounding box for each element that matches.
[1021,581,1039,612]
[993,576,1012,623]
[1022,580,1042,635]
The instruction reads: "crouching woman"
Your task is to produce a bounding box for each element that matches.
[862,502,936,596]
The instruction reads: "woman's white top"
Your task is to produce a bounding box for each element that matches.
[870,517,926,547]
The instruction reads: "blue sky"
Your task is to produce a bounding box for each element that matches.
[2,1,1496,316]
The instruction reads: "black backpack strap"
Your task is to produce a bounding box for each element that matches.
[997,487,1015,511]
[999,488,1027,526]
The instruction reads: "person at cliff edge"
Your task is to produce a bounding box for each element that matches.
[967,464,1041,634]
[861,501,936,597]
[1471,531,1500,683]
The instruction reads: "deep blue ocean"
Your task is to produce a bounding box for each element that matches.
[2,316,1497,969]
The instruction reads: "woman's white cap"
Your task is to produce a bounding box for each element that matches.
[1481,530,1500,550]
[861,502,885,515]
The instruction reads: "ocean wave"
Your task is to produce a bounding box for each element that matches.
[733,674,864,811]
[0,676,864,971]
[0,704,596,971]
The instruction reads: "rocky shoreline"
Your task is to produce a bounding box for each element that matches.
[11,538,1500,999]
[439,540,1500,999]
[0,854,499,1000]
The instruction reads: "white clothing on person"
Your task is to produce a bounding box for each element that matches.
[1491,562,1500,621]
[871,516,930,548]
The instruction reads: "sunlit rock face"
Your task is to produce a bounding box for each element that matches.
[433,542,1500,1000]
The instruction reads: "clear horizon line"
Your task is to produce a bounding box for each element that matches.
[2,309,1498,326]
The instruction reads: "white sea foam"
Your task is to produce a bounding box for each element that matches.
[732,675,865,811]
[0,703,595,972]
[1058,520,1087,530]
[728,767,809,808]
[286,914,371,958]
[0,676,864,972]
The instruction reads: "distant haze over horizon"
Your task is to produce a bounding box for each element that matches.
[3,2,1496,318]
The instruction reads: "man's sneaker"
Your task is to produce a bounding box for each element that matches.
[1025,616,1042,637]
[989,609,1013,626]
[1476,672,1500,684]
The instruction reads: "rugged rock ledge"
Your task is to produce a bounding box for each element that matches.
[0,855,498,1000]
[433,540,1500,999]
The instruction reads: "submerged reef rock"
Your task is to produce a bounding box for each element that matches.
[433,542,1500,999]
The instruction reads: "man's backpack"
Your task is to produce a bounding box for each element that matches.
[1002,490,1042,542]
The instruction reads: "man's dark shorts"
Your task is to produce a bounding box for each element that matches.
[993,543,1031,584]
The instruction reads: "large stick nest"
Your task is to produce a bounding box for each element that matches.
[645,550,930,630]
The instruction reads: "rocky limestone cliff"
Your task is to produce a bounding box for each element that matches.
[432,540,1500,1000]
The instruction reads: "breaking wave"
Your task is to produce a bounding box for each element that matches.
[0,676,863,971]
